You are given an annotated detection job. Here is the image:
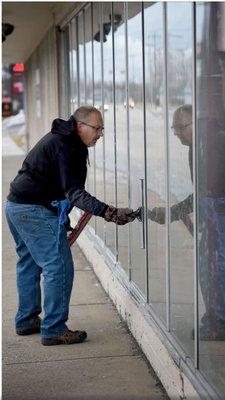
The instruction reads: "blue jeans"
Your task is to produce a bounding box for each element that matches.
[5,201,74,338]
[199,197,225,329]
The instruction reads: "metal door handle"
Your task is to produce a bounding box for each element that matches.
[139,178,145,249]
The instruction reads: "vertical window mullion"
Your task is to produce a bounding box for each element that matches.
[99,3,106,245]
[83,10,87,103]
[69,22,73,114]
[92,6,97,234]
[91,3,94,105]
[163,2,171,333]
[112,2,118,262]
[192,1,199,370]
[125,2,131,281]
[76,17,80,106]
[141,3,149,303]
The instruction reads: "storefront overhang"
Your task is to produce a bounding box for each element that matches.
[2,2,62,64]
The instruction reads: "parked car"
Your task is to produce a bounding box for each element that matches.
[123,98,135,108]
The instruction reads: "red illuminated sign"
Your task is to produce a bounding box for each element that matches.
[12,64,24,72]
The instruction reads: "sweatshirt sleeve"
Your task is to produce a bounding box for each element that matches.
[171,194,193,221]
[56,150,108,217]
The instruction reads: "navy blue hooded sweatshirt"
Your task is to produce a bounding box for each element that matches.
[7,116,108,217]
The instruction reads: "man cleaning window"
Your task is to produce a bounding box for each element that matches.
[5,106,135,346]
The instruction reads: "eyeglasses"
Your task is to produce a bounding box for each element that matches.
[78,121,104,134]
[171,122,192,133]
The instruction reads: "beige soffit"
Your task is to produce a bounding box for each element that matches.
[2,2,57,64]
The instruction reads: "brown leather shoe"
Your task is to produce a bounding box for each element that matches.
[16,317,41,336]
[41,329,87,346]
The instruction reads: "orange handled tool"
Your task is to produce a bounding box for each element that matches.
[68,211,92,246]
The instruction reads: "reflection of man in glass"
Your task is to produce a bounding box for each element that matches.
[152,104,225,340]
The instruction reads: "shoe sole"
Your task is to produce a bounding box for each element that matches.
[16,328,41,335]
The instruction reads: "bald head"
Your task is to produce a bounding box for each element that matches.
[172,104,193,146]
[173,104,192,127]
[73,106,102,124]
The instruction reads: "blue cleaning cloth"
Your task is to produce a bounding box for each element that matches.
[51,199,71,245]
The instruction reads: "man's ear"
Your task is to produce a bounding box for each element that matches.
[76,121,82,131]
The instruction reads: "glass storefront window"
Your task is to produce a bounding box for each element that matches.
[197,2,225,395]
[144,2,166,324]
[69,19,78,113]
[78,11,85,105]
[93,3,105,241]
[114,3,129,272]
[102,2,116,255]
[85,5,95,221]
[167,2,194,358]
[127,3,146,295]
[59,26,70,119]
[60,2,225,397]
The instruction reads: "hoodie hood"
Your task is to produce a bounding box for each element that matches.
[51,115,76,137]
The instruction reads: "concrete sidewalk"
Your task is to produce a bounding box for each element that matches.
[2,156,168,400]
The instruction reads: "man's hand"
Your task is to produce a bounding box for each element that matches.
[151,207,165,224]
[104,206,135,225]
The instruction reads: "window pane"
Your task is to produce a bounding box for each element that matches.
[102,2,116,254]
[127,3,146,296]
[70,19,78,113]
[85,6,93,106]
[94,3,105,241]
[145,2,166,323]
[196,2,225,395]
[85,5,95,226]
[78,12,85,105]
[167,2,194,357]
[114,3,129,272]
[59,27,70,119]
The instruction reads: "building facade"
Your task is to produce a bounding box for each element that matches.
[23,2,225,399]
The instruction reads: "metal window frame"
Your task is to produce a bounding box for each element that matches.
[60,2,89,30]
[83,5,92,192]
[192,1,199,370]
[124,2,132,282]
[72,18,79,111]
[66,26,71,118]
[91,2,94,105]
[68,21,73,114]
[112,2,119,262]
[83,9,87,103]
[91,3,96,209]
[76,15,80,106]
[91,3,97,231]
[69,18,78,112]
[78,10,85,105]
[59,3,223,398]
[99,2,105,240]
[57,26,70,118]
[163,2,171,333]
[141,2,149,303]
[93,3,102,235]
[95,2,104,238]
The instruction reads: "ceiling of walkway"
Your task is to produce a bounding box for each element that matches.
[2,2,58,64]
[2,2,153,64]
